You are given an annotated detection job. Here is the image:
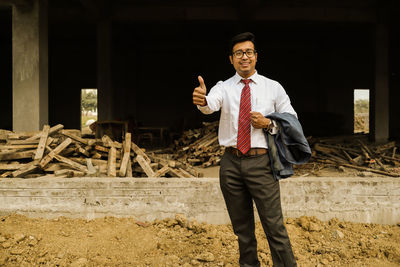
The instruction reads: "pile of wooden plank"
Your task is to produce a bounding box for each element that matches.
[307,135,400,177]
[173,121,224,167]
[0,125,202,178]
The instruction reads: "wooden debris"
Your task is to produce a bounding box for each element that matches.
[0,171,13,178]
[0,163,24,170]
[341,164,400,177]
[118,133,131,177]
[7,139,39,145]
[86,158,97,176]
[136,155,154,177]
[12,160,39,178]
[34,125,50,160]
[102,135,123,149]
[54,155,88,173]
[153,165,170,178]
[131,142,151,164]
[0,145,38,150]
[307,136,400,177]
[172,121,223,168]
[166,167,186,178]
[126,158,133,177]
[107,146,117,177]
[178,167,194,178]
[54,169,85,178]
[60,130,88,145]
[0,124,205,178]
[75,143,90,157]
[39,138,72,168]
[0,150,36,161]
[26,124,63,141]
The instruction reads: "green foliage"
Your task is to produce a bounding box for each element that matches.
[354,99,369,114]
[81,90,97,113]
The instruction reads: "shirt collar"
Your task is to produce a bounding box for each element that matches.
[234,71,259,85]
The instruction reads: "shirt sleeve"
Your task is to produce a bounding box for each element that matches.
[267,120,279,135]
[274,82,297,118]
[197,81,224,114]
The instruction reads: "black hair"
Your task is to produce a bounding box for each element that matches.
[229,32,256,54]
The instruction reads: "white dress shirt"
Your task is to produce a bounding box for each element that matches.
[198,71,297,149]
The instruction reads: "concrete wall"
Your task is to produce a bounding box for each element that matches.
[0,177,398,225]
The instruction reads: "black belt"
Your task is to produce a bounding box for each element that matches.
[226,147,268,158]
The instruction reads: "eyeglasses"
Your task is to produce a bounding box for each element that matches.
[232,49,256,59]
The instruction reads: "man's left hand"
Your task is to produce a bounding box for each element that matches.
[250,111,271,129]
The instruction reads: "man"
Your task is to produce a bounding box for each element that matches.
[192,32,297,267]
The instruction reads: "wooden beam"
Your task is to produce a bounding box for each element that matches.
[126,158,133,177]
[131,142,151,164]
[0,145,38,150]
[7,139,39,145]
[26,124,64,141]
[0,163,24,170]
[118,133,131,177]
[0,150,35,161]
[38,138,72,168]
[11,160,39,178]
[153,165,170,178]
[107,146,117,177]
[60,130,88,145]
[34,125,50,160]
[136,155,154,177]
[54,155,88,173]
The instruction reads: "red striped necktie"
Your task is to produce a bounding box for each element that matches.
[237,79,251,154]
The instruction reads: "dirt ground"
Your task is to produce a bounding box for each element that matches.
[0,213,399,267]
[1,166,399,266]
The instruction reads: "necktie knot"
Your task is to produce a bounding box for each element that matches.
[241,79,251,85]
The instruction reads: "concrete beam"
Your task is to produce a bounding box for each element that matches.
[114,6,376,22]
[49,6,377,23]
[12,0,48,131]
[0,0,32,7]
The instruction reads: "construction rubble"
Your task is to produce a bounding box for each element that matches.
[306,135,400,177]
[172,121,224,168]
[172,121,400,178]
[1,122,400,178]
[0,125,202,178]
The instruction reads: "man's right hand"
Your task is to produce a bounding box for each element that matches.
[192,75,207,106]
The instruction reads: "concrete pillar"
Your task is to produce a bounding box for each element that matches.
[12,0,48,131]
[374,23,389,143]
[97,19,114,121]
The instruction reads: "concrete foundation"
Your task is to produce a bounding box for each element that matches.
[0,177,398,225]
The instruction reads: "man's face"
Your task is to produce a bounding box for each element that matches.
[229,40,257,78]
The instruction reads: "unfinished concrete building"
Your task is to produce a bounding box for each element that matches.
[0,0,399,143]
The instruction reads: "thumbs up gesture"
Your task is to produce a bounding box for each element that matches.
[193,76,207,106]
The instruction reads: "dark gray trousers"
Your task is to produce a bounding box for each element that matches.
[219,151,297,267]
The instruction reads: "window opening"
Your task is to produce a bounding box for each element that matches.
[354,89,369,134]
[81,89,98,134]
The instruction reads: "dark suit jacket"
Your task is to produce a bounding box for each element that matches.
[264,112,312,180]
